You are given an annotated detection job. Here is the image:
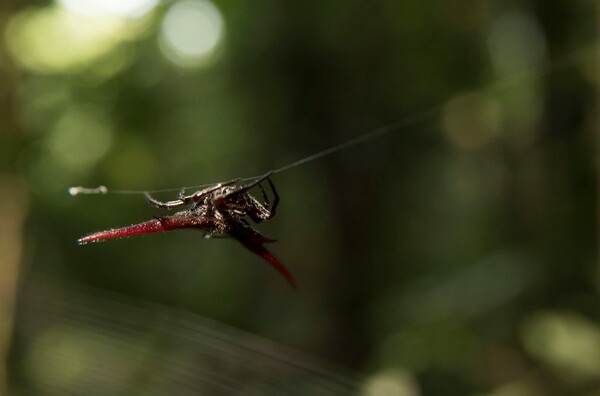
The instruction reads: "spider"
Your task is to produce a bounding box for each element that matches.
[78,173,296,288]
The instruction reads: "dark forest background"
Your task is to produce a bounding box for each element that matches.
[0,0,598,395]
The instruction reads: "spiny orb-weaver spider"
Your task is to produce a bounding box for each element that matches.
[78,173,296,288]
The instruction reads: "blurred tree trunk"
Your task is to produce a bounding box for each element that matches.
[0,178,28,393]
[0,1,29,393]
[597,5,600,280]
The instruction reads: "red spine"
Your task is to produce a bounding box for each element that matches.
[78,219,168,244]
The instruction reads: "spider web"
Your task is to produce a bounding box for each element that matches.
[10,276,364,395]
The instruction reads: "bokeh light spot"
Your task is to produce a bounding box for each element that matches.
[487,11,547,77]
[361,369,420,396]
[159,0,225,67]
[521,311,600,383]
[47,108,113,170]
[57,0,159,18]
[25,325,144,392]
[26,326,87,389]
[5,5,148,74]
[442,91,502,150]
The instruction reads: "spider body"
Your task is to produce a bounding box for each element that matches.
[78,173,295,288]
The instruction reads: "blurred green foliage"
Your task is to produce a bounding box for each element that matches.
[1,0,598,394]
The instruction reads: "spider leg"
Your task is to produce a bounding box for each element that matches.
[216,172,279,222]
[246,178,279,222]
[257,184,269,206]
[264,176,279,218]
[145,178,241,210]
[251,176,280,219]
[224,172,273,197]
[145,192,186,209]
[217,172,276,203]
